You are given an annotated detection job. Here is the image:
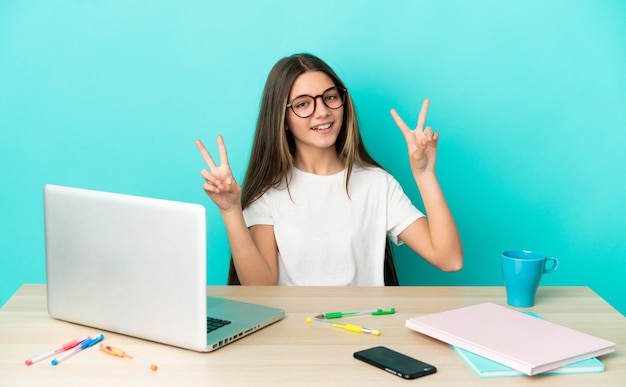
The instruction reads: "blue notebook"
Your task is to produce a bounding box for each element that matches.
[451,312,604,378]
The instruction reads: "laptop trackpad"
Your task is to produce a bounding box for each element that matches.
[207,297,227,308]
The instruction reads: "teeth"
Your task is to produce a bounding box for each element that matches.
[312,123,331,131]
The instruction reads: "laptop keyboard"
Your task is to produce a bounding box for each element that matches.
[207,317,232,333]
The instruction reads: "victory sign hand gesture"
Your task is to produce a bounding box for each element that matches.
[390,99,439,174]
[196,136,241,211]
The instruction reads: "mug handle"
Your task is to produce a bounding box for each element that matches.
[543,257,559,274]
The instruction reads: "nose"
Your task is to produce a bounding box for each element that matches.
[313,95,331,117]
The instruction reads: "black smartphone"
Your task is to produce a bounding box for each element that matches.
[354,346,437,380]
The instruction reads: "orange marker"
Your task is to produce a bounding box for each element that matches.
[99,343,158,371]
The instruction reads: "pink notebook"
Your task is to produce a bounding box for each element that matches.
[405,302,615,375]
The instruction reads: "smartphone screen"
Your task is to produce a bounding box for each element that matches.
[354,346,437,379]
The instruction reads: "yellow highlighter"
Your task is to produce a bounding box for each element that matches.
[306,317,381,336]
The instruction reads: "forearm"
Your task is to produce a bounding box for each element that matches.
[219,206,278,285]
[413,171,463,271]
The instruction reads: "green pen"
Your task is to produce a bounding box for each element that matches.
[314,307,395,319]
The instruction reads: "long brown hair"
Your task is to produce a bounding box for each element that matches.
[241,53,382,207]
[228,53,393,285]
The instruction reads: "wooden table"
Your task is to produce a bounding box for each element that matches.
[0,285,624,386]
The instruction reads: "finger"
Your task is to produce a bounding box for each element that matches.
[201,168,233,191]
[195,139,218,170]
[200,173,222,192]
[216,136,234,185]
[412,139,428,161]
[424,125,434,139]
[416,99,430,131]
[216,135,230,167]
[390,108,411,136]
[203,181,221,194]
[203,179,239,195]
[200,168,218,183]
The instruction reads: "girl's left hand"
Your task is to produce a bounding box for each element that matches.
[390,98,439,174]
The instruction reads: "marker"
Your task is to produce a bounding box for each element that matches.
[306,317,381,336]
[51,333,104,366]
[25,335,90,365]
[314,307,395,319]
[99,344,158,371]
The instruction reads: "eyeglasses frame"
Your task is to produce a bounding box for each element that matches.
[286,86,348,118]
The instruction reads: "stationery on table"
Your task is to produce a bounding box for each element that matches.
[99,344,158,371]
[315,308,395,319]
[451,345,604,378]
[405,302,615,376]
[306,317,381,335]
[25,335,90,365]
[51,334,105,366]
[449,311,604,378]
[307,306,394,335]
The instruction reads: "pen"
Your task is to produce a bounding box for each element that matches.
[306,317,381,336]
[314,307,395,319]
[25,335,90,365]
[51,333,104,366]
[99,343,158,371]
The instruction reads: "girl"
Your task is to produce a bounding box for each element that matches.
[196,53,462,286]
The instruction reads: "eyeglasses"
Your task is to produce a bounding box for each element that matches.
[286,86,347,118]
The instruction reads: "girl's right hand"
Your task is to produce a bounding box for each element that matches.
[196,136,241,211]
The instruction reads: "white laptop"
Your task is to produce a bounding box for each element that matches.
[43,184,285,352]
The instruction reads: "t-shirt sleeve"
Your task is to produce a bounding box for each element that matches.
[243,194,275,227]
[386,175,425,245]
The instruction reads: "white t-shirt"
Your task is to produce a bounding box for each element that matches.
[243,165,424,286]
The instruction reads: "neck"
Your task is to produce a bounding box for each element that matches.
[294,148,344,175]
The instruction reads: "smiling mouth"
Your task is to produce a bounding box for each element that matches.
[311,123,332,131]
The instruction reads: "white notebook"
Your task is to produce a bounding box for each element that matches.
[406,302,615,375]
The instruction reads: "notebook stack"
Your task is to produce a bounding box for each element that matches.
[405,302,615,377]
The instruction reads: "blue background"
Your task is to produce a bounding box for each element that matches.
[1,1,625,315]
